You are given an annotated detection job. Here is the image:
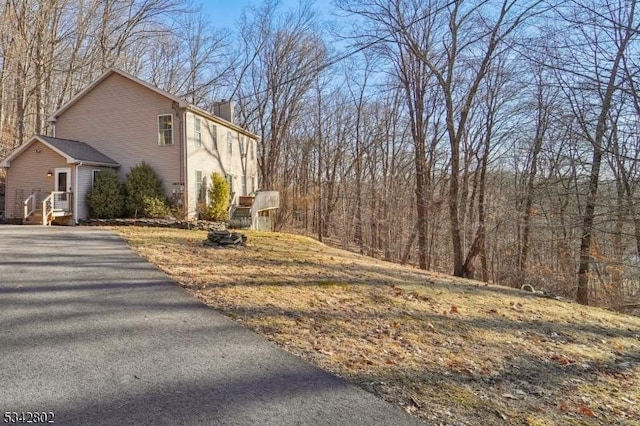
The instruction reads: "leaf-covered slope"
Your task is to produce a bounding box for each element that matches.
[117,227,640,425]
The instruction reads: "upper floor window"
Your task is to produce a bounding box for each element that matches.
[194,117,202,147]
[158,114,173,145]
[250,140,255,159]
[239,136,245,156]
[212,124,218,150]
[227,131,233,154]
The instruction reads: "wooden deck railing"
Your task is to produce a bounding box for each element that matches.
[251,191,280,213]
[43,191,72,225]
[23,192,72,225]
[250,191,279,231]
[23,193,38,220]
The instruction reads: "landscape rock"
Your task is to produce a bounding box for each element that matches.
[206,229,247,247]
[80,218,227,231]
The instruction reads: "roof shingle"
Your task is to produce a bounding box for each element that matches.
[39,136,119,166]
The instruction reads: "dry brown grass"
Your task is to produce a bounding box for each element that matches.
[114,227,640,426]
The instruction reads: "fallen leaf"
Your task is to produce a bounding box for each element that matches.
[579,404,595,417]
[450,305,459,314]
[551,354,576,365]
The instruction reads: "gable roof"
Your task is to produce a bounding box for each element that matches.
[48,68,259,139]
[0,135,120,168]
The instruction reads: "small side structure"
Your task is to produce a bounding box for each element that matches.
[0,135,119,225]
[229,190,280,231]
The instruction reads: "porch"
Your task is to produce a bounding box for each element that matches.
[229,191,280,231]
[23,191,73,225]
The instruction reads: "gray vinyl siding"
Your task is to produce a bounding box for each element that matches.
[54,72,181,199]
[76,166,97,220]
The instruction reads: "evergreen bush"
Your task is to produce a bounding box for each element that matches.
[142,195,172,218]
[201,172,230,221]
[125,162,169,217]
[87,169,125,218]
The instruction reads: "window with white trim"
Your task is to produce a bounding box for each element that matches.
[194,117,202,147]
[239,136,245,156]
[196,170,206,202]
[212,124,218,150]
[227,131,233,154]
[158,114,173,145]
[92,169,101,186]
[250,139,254,159]
[226,174,233,195]
[242,175,247,195]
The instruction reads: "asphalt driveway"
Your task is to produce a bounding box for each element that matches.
[0,226,421,425]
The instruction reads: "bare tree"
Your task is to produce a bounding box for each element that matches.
[551,0,640,304]
[338,0,548,275]
[235,1,327,192]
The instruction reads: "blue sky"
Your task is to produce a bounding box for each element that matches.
[197,0,334,27]
[197,1,248,24]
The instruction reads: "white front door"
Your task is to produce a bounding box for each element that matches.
[54,168,71,211]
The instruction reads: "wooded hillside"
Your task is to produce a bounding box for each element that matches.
[1,0,640,307]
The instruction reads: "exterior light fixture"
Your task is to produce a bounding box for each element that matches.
[47,170,53,177]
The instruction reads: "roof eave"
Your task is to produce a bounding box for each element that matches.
[74,161,120,167]
[0,136,41,167]
[48,69,115,122]
[49,68,185,122]
[185,105,260,140]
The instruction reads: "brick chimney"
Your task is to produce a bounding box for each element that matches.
[213,100,234,124]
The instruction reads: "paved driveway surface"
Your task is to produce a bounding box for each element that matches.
[0,226,421,425]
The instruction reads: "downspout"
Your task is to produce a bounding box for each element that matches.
[171,101,187,219]
[74,161,82,224]
[183,110,188,219]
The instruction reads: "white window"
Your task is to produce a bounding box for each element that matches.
[92,169,101,186]
[226,174,233,195]
[195,170,205,202]
[239,136,245,156]
[251,176,256,193]
[158,114,173,145]
[227,131,233,154]
[194,117,202,147]
[250,140,254,159]
[212,124,218,150]
[242,175,247,195]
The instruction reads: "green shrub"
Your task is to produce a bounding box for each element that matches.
[201,172,230,221]
[125,162,169,217]
[87,169,125,218]
[142,196,172,218]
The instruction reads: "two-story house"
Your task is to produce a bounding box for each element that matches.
[0,68,263,224]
